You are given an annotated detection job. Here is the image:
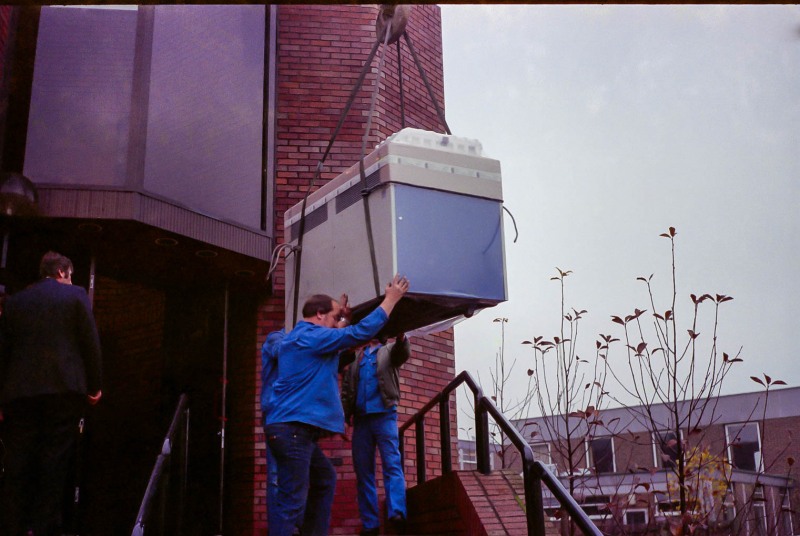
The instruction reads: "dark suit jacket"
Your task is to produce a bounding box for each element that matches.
[0,277,102,404]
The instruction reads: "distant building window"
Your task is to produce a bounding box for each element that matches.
[725,422,762,472]
[624,509,648,526]
[587,437,615,474]
[531,442,551,464]
[653,430,681,469]
[581,495,612,520]
[780,488,794,536]
[722,485,736,524]
[753,503,768,536]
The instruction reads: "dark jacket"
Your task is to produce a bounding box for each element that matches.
[0,277,102,404]
[341,336,410,422]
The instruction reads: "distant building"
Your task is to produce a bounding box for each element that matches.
[507,387,800,535]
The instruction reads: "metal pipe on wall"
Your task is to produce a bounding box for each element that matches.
[217,282,229,535]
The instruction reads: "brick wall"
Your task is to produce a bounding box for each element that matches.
[85,276,169,534]
[228,5,458,534]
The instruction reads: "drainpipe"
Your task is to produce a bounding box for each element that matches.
[217,282,229,536]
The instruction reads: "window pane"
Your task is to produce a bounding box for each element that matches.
[727,423,761,471]
[656,430,679,469]
[532,442,551,464]
[25,7,138,185]
[625,510,647,525]
[24,5,266,229]
[143,5,265,228]
[589,437,615,473]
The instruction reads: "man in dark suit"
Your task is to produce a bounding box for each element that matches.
[0,251,103,536]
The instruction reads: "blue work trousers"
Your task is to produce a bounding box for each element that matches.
[263,423,280,531]
[352,412,407,530]
[264,422,337,536]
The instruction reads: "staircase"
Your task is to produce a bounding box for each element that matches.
[399,371,601,536]
[404,469,560,535]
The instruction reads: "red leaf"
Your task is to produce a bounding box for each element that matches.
[751,376,765,386]
[774,380,787,385]
[527,369,534,377]
[611,316,625,325]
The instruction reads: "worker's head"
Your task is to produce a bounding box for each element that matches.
[302,294,342,328]
[39,251,73,284]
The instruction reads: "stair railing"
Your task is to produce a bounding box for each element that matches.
[399,371,601,536]
[131,394,190,536]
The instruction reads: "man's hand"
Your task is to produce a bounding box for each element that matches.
[336,293,352,328]
[384,274,409,303]
[87,390,102,405]
[379,274,409,317]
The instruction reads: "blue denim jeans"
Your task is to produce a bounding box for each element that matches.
[263,424,280,530]
[352,412,406,530]
[264,422,337,536]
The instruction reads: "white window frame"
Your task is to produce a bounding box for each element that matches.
[624,508,649,526]
[655,497,682,518]
[780,487,794,536]
[585,436,616,473]
[652,429,683,469]
[581,494,613,521]
[531,441,552,465]
[752,502,768,536]
[725,422,763,472]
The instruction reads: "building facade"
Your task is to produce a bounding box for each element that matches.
[509,388,800,535]
[0,5,457,534]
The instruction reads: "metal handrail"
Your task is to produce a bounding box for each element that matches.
[399,371,601,536]
[131,394,190,536]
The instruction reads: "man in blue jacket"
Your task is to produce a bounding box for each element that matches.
[341,334,410,536]
[0,251,103,536]
[261,328,287,531]
[264,274,409,536]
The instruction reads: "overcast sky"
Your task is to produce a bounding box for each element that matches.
[440,5,800,427]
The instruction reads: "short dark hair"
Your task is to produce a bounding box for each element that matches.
[302,294,335,318]
[39,251,73,278]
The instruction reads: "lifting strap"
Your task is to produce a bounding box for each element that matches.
[359,15,394,298]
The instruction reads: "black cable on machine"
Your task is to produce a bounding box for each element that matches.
[358,17,394,299]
